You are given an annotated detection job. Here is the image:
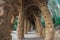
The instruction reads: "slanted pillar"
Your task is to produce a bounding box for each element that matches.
[29,23,32,31]
[8,14,16,31]
[17,0,24,40]
[35,20,38,34]
[11,15,15,26]
[27,21,30,32]
[34,14,43,37]
[40,5,54,40]
[17,12,24,40]
[24,18,27,34]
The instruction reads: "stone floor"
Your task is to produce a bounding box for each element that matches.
[11,29,60,40]
[11,30,44,40]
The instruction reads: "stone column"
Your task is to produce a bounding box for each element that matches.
[40,5,54,40]
[10,15,16,30]
[24,18,27,34]
[27,21,30,32]
[17,12,24,40]
[35,20,38,34]
[34,14,43,37]
[17,0,24,40]
[11,15,15,24]
[7,13,16,31]
[29,23,31,31]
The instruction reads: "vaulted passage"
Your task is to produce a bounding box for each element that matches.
[0,0,55,40]
[23,5,43,35]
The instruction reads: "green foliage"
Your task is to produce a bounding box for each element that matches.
[13,17,18,31]
[48,0,60,27]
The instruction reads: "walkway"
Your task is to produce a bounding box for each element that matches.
[11,30,44,40]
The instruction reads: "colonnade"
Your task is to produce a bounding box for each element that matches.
[0,0,54,40]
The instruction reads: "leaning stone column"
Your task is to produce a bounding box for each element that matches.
[40,5,54,40]
[10,15,16,31]
[29,23,31,31]
[24,18,27,34]
[17,10,24,40]
[7,13,16,31]
[27,21,30,32]
[17,0,24,40]
[35,20,38,34]
[34,14,43,37]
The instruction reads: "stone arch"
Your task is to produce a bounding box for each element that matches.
[0,0,54,40]
[40,3,54,40]
[24,5,44,37]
